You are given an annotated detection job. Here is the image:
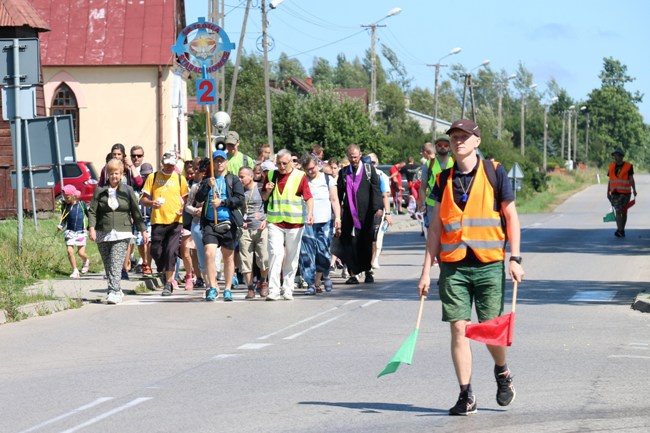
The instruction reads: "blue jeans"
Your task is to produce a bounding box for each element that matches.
[191,221,206,275]
[299,221,333,285]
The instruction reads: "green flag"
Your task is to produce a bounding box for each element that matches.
[377,328,419,377]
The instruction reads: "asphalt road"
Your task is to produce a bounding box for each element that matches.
[2,175,650,433]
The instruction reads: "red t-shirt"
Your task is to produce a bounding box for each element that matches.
[264,170,312,228]
[389,164,402,191]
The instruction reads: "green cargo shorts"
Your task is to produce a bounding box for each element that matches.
[438,260,505,322]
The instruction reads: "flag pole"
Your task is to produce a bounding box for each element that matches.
[511,281,518,314]
[203,67,217,222]
[415,295,426,330]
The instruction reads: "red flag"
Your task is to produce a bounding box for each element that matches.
[623,199,636,214]
[465,312,515,346]
[465,281,518,346]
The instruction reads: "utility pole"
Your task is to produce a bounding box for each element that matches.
[561,110,566,159]
[361,23,385,120]
[427,47,461,140]
[573,109,578,162]
[567,108,573,165]
[497,74,516,140]
[261,1,274,153]
[208,0,225,111]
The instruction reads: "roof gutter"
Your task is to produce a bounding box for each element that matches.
[157,65,164,165]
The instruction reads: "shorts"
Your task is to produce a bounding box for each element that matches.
[438,260,505,322]
[64,230,87,247]
[238,227,269,273]
[203,222,237,251]
[134,220,151,246]
[609,193,631,212]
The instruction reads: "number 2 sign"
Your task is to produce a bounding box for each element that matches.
[196,78,216,105]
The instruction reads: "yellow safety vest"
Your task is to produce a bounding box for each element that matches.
[267,169,306,224]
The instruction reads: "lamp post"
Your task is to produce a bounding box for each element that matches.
[581,106,590,161]
[461,59,490,119]
[519,83,537,156]
[428,47,461,140]
[497,73,516,140]
[543,97,559,171]
[261,0,285,154]
[566,105,575,168]
[362,7,402,120]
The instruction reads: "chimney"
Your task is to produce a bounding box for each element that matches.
[305,76,313,87]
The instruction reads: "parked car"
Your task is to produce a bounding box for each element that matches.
[53,161,99,203]
[376,164,410,209]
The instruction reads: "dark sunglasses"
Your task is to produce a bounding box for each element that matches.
[130,154,144,158]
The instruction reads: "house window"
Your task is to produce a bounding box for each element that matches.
[51,83,79,142]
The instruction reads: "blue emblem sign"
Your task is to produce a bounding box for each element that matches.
[172,17,235,74]
[196,78,217,105]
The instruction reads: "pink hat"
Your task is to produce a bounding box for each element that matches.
[62,184,79,196]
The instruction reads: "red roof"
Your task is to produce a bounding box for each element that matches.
[0,0,49,31]
[31,0,185,66]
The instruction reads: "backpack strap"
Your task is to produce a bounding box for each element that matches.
[324,172,330,189]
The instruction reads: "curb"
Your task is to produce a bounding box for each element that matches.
[0,298,80,325]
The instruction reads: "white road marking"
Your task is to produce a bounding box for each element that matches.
[17,398,114,433]
[57,397,152,433]
[237,343,272,350]
[361,300,381,308]
[283,315,345,340]
[569,291,617,302]
[212,354,239,360]
[257,303,357,340]
[608,355,650,360]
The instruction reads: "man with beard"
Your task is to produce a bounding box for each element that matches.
[418,136,454,239]
[335,144,384,284]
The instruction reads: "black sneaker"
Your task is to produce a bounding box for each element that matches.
[495,369,516,406]
[449,392,477,416]
[161,281,173,297]
[364,271,374,283]
[345,276,359,285]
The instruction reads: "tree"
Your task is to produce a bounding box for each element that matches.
[273,52,307,82]
[380,44,411,92]
[333,54,368,88]
[310,57,334,87]
[584,57,648,168]
[408,86,433,115]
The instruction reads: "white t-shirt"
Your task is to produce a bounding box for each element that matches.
[306,172,333,224]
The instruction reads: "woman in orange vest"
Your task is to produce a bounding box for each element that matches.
[417,119,524,416]
[607,147,637,237]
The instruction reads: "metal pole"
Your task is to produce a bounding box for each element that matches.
[585,113,590,160]
[567,110,572,164]
[12,39,24,254]
[469,76,477,122]
[461,74,469,119]
[22,122,37,228]
[543,105,548,172]
[520,92,525,155]
[261,1,274,153]
[560,111,566,159]
[369,24,377,119]
[226,0,252,117]
[432,63,440,140]
[53,117,65,194]
[497,82,504,140]
[573,110,578,162]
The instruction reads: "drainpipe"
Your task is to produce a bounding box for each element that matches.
[157,65,164,166]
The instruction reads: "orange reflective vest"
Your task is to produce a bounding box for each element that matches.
[439,161,506,263]
[608,162,633,194]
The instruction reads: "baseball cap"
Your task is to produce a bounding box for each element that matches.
[162,151,177,165]
[139,162,153,176]
[611,147,625,156]
[225,131,239,145]
[446,119,481,138]
[260,160,276,172]
[212,150,228,160]
[435,135,451,144]
[62,184,78,196]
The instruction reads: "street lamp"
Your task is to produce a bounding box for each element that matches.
[543,97,559,171]
[461,59,490,119]
[497,73,517,140]
[566,105,575,169]
[519,83,537,156]
[581,106,590,161]
[428,47,462,140]
[362,7,402,120]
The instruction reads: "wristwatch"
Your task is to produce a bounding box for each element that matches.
[509,256,523,265]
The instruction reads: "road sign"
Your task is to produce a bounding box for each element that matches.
[10,116,76,166]
[171,17,235,74]
[196,78,216,105]
[2,86,36,120]
[0,38,41,86]
[507,162,524,179]
[10,166,58,189]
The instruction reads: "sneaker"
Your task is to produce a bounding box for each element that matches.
[223,289,233,302]
[170,279,179,291]
[205,287,218,301]
[323,279,333,292]
[305,286,316,295]
[283,291,294,300]
[121,269,129,280]
[371,259,380,270]
[495,369,516,406]
[345,276,359,285]
[81,260,90,274]
[184,275,194,291]
[142,265,153,276]
[449,392,477,416]
[162,281,173,297]
[245,286,256,299]
[365,271,375,283]
[106,291,123,304]
[266,291,282,301]
[70,269,80,279]
[195,277,205,289]
[259,281,269,298]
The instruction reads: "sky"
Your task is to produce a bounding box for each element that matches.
[185,0,650,122]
